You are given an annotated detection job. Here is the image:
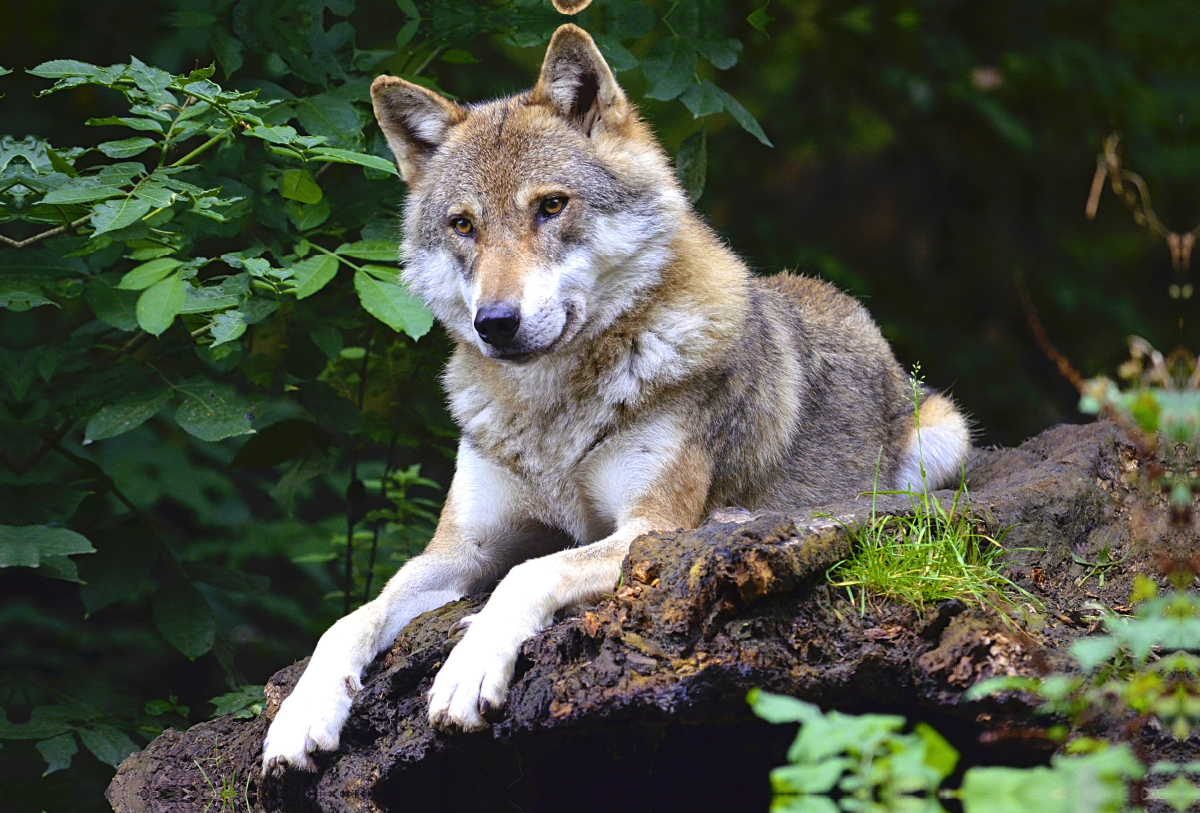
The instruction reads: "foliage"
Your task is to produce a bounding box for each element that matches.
[752,574,1196,813]
[747,688,958,813]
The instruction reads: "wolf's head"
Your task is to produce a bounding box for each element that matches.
[371,25,686,363]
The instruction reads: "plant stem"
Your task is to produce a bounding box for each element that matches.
[169,125,236,168]
[344,324,375,615]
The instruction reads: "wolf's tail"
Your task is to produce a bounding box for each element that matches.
[894,392,972,492]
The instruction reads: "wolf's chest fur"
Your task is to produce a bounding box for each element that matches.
[442,295,705,542]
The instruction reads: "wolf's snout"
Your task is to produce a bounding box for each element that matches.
[474,304,521,348]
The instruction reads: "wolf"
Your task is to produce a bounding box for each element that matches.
[261,23,970,774]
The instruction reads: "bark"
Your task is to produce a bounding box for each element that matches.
[107,421,1184,813]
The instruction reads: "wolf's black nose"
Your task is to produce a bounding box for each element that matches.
[474,304,521,348]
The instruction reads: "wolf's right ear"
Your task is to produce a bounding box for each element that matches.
[371,76,465,183]
[531,24,629,137]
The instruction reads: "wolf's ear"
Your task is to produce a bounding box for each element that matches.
[531,24,629,136]
[371,76,465,183]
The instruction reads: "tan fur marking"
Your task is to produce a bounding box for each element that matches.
[634,444,711,530]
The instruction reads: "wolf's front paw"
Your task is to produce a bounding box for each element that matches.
[261,671,360,776]
[427,622,518,731]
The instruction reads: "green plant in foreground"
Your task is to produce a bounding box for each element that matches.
[754,576,1199,813]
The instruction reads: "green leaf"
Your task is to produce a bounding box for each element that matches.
[209,686,266,720]
[771,758,852,794]
[135,273,186,336]
[747,4,775,34]
[289,255,340,299]
[712,85,773,146]
[676,125,707,203]
[117,258,182,290]
[36,733,77,776]
[606,0,656,39]
[28,59,102,78]
[441,48,481,64]
[1070,635,1121,672]
[0,706,75,740]
[308,148,399,176]
[680,80,725,118]
[78,724,139,768]
[312,324,343,358]
[0,525,95,569]
[295,93,361,145]
[960,747,1143,813]
[86,115,165,133]
[287,199,331,231]
[175,383,254,442]
[132,181,175,208]
[354,269,433,340]
[642,37,698,101]
[26,555,83,583]
[248,125,301,146]
[46,148,78,176]
[152,581,215,660]
[91,196,153,237]
[914,722,959,779]
[395,19,420,49]
[280,168,323,204]
[84,389,171,443]
[41,177,125,206]
[335,240,401,261]
[747,689,822,724]
[85,277,140,331]
[97,137,157,159]
[209,311,246,347]
[693,38,742,70]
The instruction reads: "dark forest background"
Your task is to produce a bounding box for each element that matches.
[0,1,1193,810]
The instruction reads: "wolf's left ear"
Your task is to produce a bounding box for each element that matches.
[531,25,629,136]
[371,76,466,183]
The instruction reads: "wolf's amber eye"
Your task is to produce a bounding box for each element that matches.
[540,196,567,217]
[451,217,473,235]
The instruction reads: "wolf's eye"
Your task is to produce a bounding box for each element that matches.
[540,196,567,217]
[451,217,473,236]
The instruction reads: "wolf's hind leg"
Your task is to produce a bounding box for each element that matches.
[894,392,971,492]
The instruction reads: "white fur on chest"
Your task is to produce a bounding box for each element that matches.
[447,339,689,543]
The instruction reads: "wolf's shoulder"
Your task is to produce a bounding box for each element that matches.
[756,272,891,354]
[759,272,861,315]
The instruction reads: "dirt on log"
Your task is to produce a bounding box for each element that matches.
[107,421,1178,813]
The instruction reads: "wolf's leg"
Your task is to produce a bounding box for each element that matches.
[427,439,709,731]
[262,442,546,775]
[894,392,971,492]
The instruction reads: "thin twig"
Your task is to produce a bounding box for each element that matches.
[0,214,93,249]
[1014,273,1085,392]
[344,324,376,615]
[0,419,75,477]
[364,427,399,603]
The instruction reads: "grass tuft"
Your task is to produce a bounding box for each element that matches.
[828,486,1029,614]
